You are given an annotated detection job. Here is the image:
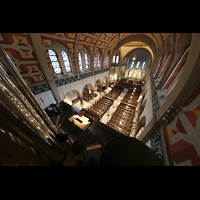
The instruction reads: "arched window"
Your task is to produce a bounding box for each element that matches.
[97,54,101,68]
[62,51,71,72]
[112,55,116,63]
[131,61,135,68]
[94,54,97,68]
[85,53,89,69]
[104,54,109,68]
[112,55,119,64]
[141,62,146,70]
[78,52,83,70]
[48,49,62,74]
[136,61,140,69]
[116,55,119,64]
[94,50,101,69]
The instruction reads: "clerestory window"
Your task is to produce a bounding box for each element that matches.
[62,51,71,72]
[48,49,62,74]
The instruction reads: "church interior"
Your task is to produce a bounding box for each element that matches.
[0,33,199,166]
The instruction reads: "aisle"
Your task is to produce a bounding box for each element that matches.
[100,88,129,124]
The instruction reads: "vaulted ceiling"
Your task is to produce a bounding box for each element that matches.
[0,33,175,85]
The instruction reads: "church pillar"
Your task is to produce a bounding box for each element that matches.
[30,33,62,102]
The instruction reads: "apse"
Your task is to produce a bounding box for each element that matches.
[127,49,152,70]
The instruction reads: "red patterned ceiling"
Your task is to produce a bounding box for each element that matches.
[0,33,171,85]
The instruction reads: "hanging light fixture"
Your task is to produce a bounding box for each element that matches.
[132,57,136,61]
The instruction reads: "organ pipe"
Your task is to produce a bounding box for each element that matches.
[0,45,66,164]
[0,46,60,136]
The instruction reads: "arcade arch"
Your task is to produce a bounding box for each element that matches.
[82,83,96,102]
[102,76,109,92]
[63,89,83,107]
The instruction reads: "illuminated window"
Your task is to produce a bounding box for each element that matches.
[136,61,140,69]
[48,49,62,74]
[62,51,71,72]
[131,61,134,68]
[104,55,109,67]
[112,55,119,64]
[142,62,146,70]
[78,52,83,70]
[112,55,115,63]
[85,53,89,69]
[116,55,119,63]
[98,54,101,68]
[94,54,97,68]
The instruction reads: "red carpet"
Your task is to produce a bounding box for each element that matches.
[125,80,133,89]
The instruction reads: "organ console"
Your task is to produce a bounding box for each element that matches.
[72,115,91,131]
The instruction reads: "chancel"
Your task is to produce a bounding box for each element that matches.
[0,33,199,166]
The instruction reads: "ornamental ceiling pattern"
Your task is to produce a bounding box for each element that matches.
[0,33,173,85]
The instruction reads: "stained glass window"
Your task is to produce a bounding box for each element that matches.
[48,49,62,74]
[97,54,101,68]
[112,55,115,63]
[78,52,83,70]
[94,54,97,68]
[106,55,109,67]
[104,55,109,68]
[85,53,89,69]
[62,51,71,72]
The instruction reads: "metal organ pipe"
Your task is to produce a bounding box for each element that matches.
[0,46,60,136]
[0,45,66,165]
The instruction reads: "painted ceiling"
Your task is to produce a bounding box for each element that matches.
[0,33,172,85]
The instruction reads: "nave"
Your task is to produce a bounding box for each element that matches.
[107,88,140,136]
[87,86,123,118]
[86,85,141,136]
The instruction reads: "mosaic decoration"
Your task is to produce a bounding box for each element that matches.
[149,72,163,159]
[0,33,170,86]
[0,33,45,84]
[30,83,50,95]
[94,69,103,75]
[152,94,160,112]
[55,75,78,87]
[103,68,109,72]
[165,83,200,166]
[150,130,165,164]
[79,72,93,80]
[150,73,160,112]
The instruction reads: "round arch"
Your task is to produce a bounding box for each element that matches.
[94,79,102,96]
[94,79,102,90]
[124,47,153,67]
[50,40,74,74]
[139,115,146,126]
[110,34,158,70]
[102,76,109,91]
[63,89,81,105]
[124,48,153,81]
[83,83,94,92]
[82,83,95,102]
[94,49,102,69]
[102,50,111,68]
[141,98,147,108]
[79,45,91,71]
